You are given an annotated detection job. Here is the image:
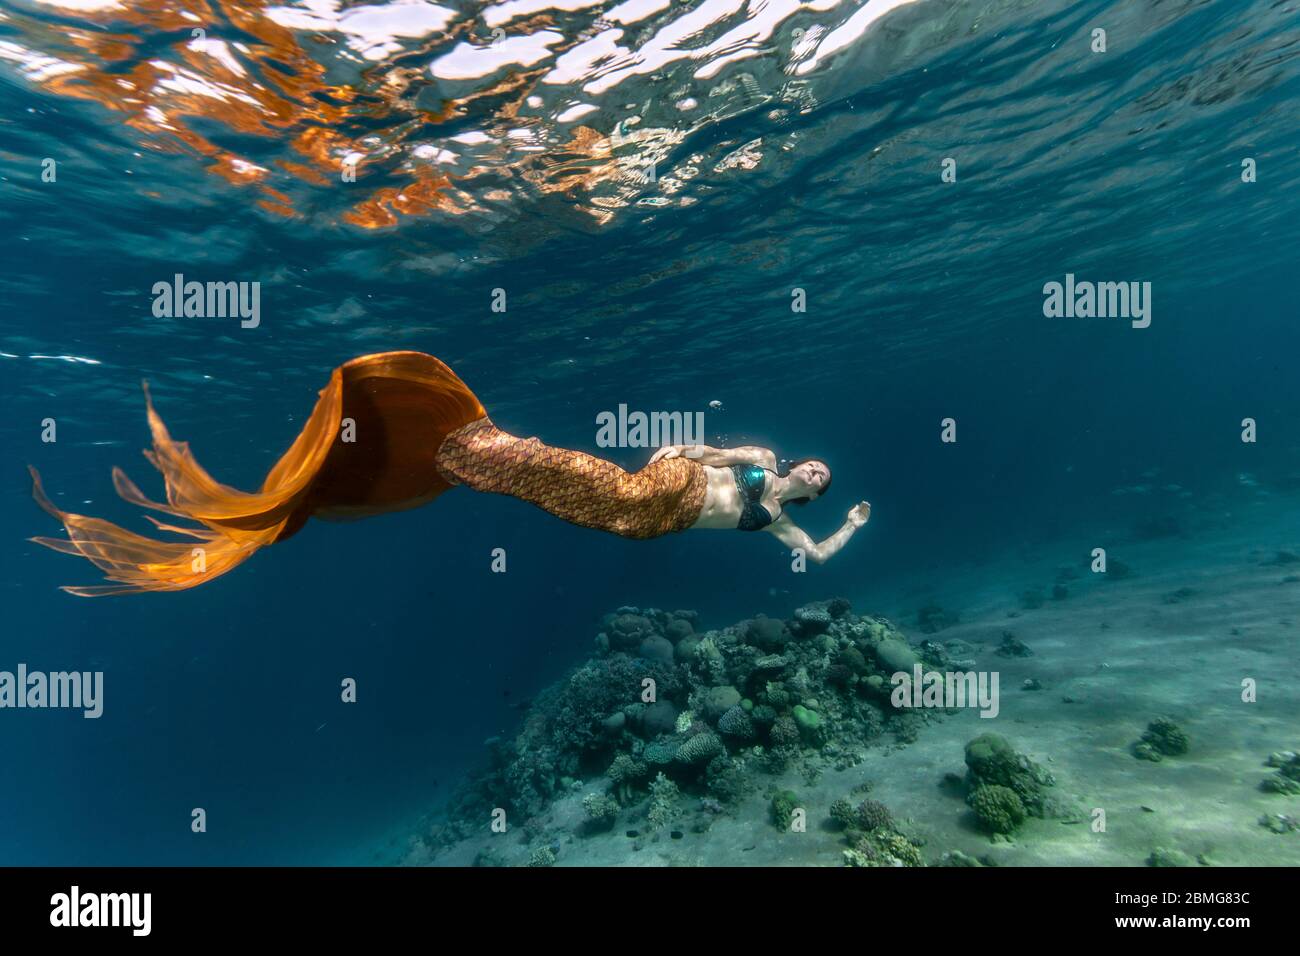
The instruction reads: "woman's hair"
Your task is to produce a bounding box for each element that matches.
[779,457,832,506]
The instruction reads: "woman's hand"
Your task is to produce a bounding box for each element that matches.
[649,445,682,464]
[847,501,872,527]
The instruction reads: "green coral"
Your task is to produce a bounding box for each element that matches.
[1269,751,1300,775]
[1260,753,1300,794]
[770,790,801,831]
[875,637,921,674]
[892,713,921,744]
[643,739,678,767]
[964,733,1055,814]
[582,793,619,829]
[701,685,742,722]
[845,831,923,867]
[606,754,647,804]
[828,797,856,830]
[1147,847,1194,867]
[839,646,868,675]
[965,733,1015,778]
[704,755,749,804]
[792,704,823,739]
[764,683,791,710]
[696,636,722,660]
[864,619,891,642]
[1133,742,1163,762]
[675,732,725,766]
[674,635,700,662]
[694,637,724,682]
[769,715,800,748]
[527,846,556,867]
[875,831,924,866]
[1138,717,1189,757]
[854,799,894,832]
[647,772,680,830]
[968,784,1026,834]
[1260,775,1300,795]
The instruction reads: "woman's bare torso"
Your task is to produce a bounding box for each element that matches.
[690,463,782,530]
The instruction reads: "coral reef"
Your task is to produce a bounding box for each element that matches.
[829,792,922,866]
[717,705,755,740]
[1259,813,1300,834]
[1260,751,1300,794]
[821,790,894,837]
[828,798,857,830]
[582,793,619,831]
[647,773,680,830]
[1146,847,1194,867]
[424,599,942,857]
[528,846,557,867]
[769,790,801,831]
[995,632,1033,658]
[853,798,895,832]
[675,732,724,766]
[968,785,1026,834]
[1133,717,1189,761]
[961,733,1070,833]
[606,754,647,804]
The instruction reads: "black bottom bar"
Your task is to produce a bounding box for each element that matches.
[0,866,1282,940]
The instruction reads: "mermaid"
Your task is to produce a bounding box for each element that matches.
[29,352,870,595]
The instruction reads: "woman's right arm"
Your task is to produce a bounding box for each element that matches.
[649,444,777,468]
[766,502,871,564]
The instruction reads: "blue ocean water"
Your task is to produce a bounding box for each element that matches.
[0,0,1297,864]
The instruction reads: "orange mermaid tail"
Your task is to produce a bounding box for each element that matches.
[30,352,485,596]
[436,418,706,540]
[30,351,706,596]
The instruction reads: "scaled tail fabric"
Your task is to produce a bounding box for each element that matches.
[435,418,707,540]
[30,351,705,596]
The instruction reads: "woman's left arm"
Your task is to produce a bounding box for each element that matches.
[766,502,871,564]
[649,444,777,468]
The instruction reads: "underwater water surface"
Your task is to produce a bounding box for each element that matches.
[0,0,1298,866]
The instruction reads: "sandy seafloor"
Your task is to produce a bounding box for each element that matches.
[396,492,1300,867]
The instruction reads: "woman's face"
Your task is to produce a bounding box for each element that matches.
[789,460,830,497]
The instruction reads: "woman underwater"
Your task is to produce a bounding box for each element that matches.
[30,351,870,595]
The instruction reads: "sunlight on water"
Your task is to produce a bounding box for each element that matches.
[0,0,949,228]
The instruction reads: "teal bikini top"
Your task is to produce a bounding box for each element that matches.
[731,464,775,531]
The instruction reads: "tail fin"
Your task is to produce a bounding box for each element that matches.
[29,351,485,596]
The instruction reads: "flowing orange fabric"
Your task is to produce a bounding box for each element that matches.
[30,351,485,596]
[30,350,707,596]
